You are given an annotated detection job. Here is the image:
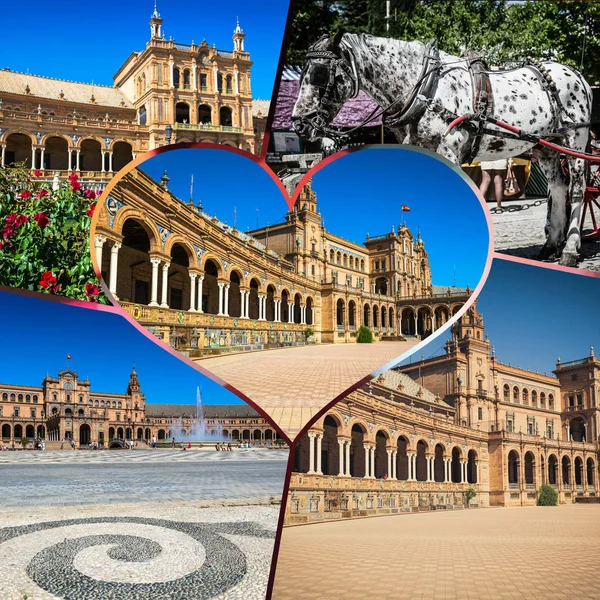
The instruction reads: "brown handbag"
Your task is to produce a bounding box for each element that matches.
[504,158,520,196]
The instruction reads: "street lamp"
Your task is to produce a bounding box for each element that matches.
[165,124,173,146]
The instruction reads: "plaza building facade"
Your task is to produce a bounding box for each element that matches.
[287,304,600,524]
[0,367,279,449]
[0,6,266,183]
[94,168,467,354]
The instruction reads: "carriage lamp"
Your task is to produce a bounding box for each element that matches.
[165,124,173,145]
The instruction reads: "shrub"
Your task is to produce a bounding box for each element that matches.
[465,487,477,506]
[0,164,107,302]
[357,326,373,343]
[537,484,559,506]
[304,327,314,338]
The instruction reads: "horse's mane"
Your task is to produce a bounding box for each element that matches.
[343,32,427,59]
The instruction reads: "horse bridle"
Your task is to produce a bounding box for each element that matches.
[296,35,360,137]
[296,35,443,140]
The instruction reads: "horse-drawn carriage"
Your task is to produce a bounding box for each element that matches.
[290,31,600,266]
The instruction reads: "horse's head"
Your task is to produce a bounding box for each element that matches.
[292,31,358,142]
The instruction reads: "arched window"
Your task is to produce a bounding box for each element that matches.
[513,386,519,404]
[18,394,23,402]
[118,401,122,408]
[549,394,554,410]
[540,392,546,408]
[225,74,233,93]
[25,395,30,402]
[139,105,147,126]
[531,390,537,407]
[79,395,84,403]
[522,388,529,405]
[33,394,38,403]
[89,399,93,405]
[1,393,7,401]
[503,384,510,402]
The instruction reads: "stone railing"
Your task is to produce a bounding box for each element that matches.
[120,302,308,332]
[1,110,141,130]
[173,123,243,133]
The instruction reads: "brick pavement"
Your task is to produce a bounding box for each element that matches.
[493,199,600,272]
[273,505,600,600]
[196,341,417,439]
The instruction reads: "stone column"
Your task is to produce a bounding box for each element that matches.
[258,296,266,321]
[109,242,121,298]
[288,302,294,323]
[160,262,170,308]
[197,276,204,312]
[370,446,375,479]
[31,146,36,170]
[392,451,397,479]
[94,235,106,269]
[223,285,230,316]
[475,460,479,484]
[316,434,323,475]
[101,150,106,172]
[307,432,315,474]
[338,439,345,476]
[217,283,225,316]
[0,144,6,166]
[414,315,418,335]
[75,149,81,171]
[245,292,250,320]
[345,441,351,476]
[364,446,370,478]
[39,147,45,170]
[301,305,306,324]
[426,456,434,482]
[189,273,197,312]
[387,449,392,479]
[239,290,246,318]
[108,151,113,172]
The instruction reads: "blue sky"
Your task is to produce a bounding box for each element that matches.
[413,258,600,376]
[1,0,289,99]
[0,291,242,406]
[142,146,490,288]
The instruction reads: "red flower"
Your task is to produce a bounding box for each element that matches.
[33,211,50,230]
[33,170,43,177]
[0,241,4,250]
[39,271,60,294]
[71,180,81,192]
[87,202,97,218]
[83,189,96,200]
[20,190,32,199]
[85,282,100,302]
[68,173,78,181]
[3,213,28,238]
[36,189,49,198]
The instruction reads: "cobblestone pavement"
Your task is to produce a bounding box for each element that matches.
[197,341,417,439]
[0,448,288,507]
[0,450,286,599]
[273,505,600,600]
[492,198,600,272]
[0,502,279,600]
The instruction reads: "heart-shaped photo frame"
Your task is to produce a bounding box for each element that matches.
[92,142,492,439]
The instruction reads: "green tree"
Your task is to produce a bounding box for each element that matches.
[537,484,559,506]
[357,325,373,343]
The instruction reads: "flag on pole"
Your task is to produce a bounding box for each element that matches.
[190,174,194,202]
[401,205,411,212]
[234,206,237,227]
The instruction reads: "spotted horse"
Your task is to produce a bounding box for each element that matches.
[292,32,593,267]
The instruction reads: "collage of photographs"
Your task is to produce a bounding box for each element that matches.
[1,0,600,598]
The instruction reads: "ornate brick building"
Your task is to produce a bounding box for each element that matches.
[288,304,600,523]
[0,366,279,448]
[94,167,467,353]
[0,5,266,181]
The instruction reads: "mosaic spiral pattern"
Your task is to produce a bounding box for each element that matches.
[0,516,274,599]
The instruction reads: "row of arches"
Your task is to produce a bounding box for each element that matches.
[0,133,133,171]
[155,428,281,441]
[336,299,395,332]
[101,221,315,323]
[400,305,461,337]
[175,103,233,126]
[502,385,555,410]
[507,449,596,488]
[328,249,366,272]
[295,415,479,483]
[1,423,45,440]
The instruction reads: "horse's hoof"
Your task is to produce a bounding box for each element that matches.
[538,243,557,261]
[559,251,578,268]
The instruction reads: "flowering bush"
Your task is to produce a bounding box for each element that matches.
[0,164,108,303]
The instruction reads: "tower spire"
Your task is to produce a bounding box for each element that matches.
[150,2,163,39]
[233,16,245,51]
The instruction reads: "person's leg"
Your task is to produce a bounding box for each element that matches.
[493,171,505,207]
[479,169,491,198]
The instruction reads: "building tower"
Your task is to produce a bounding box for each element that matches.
[233,18,245,52]
[149,2,164,40]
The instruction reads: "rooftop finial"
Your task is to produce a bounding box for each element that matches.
[235,16,243,33]
[152,0,159,17]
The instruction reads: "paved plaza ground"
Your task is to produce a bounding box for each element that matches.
[0,449,287,599]
[493,198,600,272]
[273,504,600,600]
[196,340,417,439]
